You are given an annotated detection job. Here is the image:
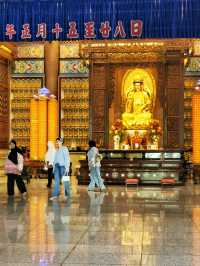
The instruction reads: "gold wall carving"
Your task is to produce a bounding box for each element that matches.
[193,40,200,56]
[17,45,44,58]
[10,78,42,148]
[60,43,80,58]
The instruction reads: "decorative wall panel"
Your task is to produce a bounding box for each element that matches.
[60,60,89,75]
[167,117,180,131]
[60,43,80,59]
[10,78,42,148]
[60,78,89,149]
[17,45,44,58]
[165,53,184,148]
[167,89,180,115]
[167,131,180,148]
[91,65,107,146]
[92,90,105,132]
[13,60,44,74]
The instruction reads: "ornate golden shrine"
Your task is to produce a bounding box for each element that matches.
[83,39,186,149]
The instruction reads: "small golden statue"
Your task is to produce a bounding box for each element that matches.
[122,79,153,128]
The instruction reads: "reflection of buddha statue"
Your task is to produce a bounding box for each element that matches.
[122,80,152,128]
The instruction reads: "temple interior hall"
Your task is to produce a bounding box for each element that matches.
[0,39,200,266]
[2,0,200,265]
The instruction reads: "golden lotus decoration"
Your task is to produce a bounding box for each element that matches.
[122,68,156,129]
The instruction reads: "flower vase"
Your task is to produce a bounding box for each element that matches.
[153,139,158,150]
[113,134,120,150]
[134,143,140,149]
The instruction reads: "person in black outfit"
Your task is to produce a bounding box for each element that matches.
[45,141,56,188]
[5,140,27,197]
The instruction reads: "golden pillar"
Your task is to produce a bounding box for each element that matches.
[38,96,48,160]
[192,92,200,180]
[192,93,200,163]
[44,41,59,96]
[30,99,39,160]
[48,97,59,142]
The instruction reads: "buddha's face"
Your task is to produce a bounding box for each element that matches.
[134,82,141,91]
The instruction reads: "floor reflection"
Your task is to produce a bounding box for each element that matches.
[0,179,200,265]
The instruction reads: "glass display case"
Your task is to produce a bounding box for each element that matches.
[78,149,186,185]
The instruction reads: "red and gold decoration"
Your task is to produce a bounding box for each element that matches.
[110,118,162,150]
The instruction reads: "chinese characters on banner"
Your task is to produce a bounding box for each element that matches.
[5,20,143,40]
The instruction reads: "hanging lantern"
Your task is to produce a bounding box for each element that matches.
[48,95,59,142]
[30,99,39,160]
[192,93,200,164]
[38,96,48,160]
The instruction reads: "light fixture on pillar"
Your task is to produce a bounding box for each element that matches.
[38,86,50,96]
[195,80,200,92]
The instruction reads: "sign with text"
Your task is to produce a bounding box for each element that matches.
[4,20,143,41]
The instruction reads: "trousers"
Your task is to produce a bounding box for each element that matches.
[47,167,53,188]
[52,164,70,197]
[7,174,27,196]
[88,166,106,190]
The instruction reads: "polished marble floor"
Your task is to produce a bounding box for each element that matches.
[0,177,200,265]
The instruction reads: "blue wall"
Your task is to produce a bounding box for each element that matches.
[0,0,199,41]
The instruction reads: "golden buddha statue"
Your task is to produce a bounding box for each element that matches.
[122,80,153,128]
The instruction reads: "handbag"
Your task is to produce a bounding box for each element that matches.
[61,175,70,183]
[5,159,19,175]
[95,153,103,163]
[43,164,48,171]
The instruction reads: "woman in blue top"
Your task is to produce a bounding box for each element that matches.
[87,140,106,191]
[50,137,70,201]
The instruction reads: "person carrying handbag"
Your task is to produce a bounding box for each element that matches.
[5,139,27,197]
[50,137,70,201]
[87,140,106,192]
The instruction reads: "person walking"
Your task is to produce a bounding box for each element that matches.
[5,139,27,197]
[45,141,56,188]
[50,137,70,201]
[87,140,106,192]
